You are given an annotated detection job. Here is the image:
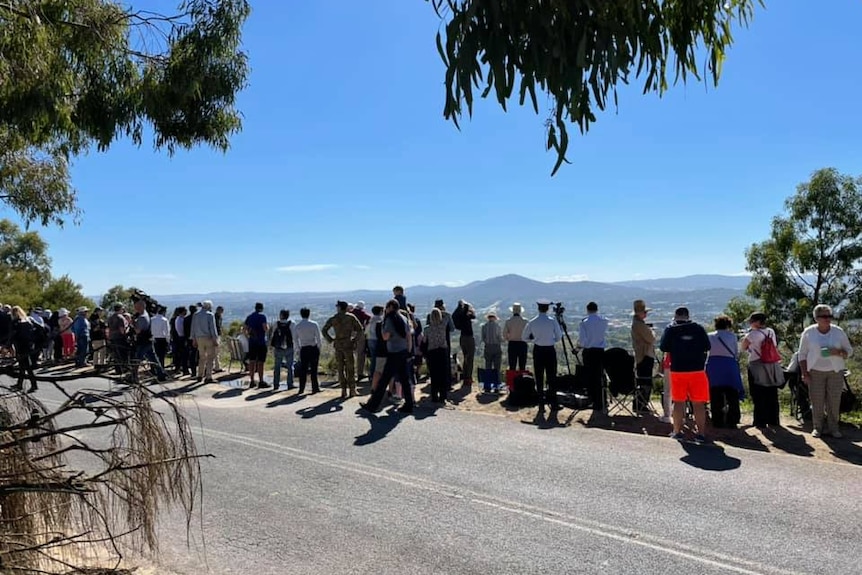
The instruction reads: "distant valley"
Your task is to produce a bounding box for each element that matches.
[150,273,753,329]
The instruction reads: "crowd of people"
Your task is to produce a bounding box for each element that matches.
[0,285,854,441]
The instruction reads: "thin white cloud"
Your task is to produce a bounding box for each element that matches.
[441,280,466,287]
[544,274,589,282]
[276,264,338,273]
[353,265,372,270]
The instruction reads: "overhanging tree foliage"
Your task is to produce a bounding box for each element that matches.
[428,0,761,174]
[0,0,251,225]
[746,168,862,343]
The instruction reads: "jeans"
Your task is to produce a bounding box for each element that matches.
[137,342,166,379]
[365,351,413,411]
[273,347,295,388]
[75,334,89,367]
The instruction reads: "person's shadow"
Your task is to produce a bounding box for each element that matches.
[821,436,862,466]
[679,441,742,471]
[523,406,564,430]
[354,407,403,445]
[296,398,343,419]
[764,426,815,458]
[265,393,305,409]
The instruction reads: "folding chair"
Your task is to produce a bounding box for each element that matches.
[602,347,657,417]
[227,338,246,373]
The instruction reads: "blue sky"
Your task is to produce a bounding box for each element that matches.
[13,0,862,297]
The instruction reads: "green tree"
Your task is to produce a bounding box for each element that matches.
[0,219,51,277]
[723,295,758,331]
[0,267,45,309]
[429,0,761,174]
[745,168,862,344]
[100,284,135,310]
[0,0,250,226]
[40,274,96,312]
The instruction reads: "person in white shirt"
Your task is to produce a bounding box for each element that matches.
[294,307,322,394]
[150,306,171,370]
[522,299,563,409]
[798,304,853,438]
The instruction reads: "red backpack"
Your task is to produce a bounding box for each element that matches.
[755,330,782,364]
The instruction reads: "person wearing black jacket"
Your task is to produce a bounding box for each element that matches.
[10,306,38,392]
[659,307,711,442]
[452,300,476,386]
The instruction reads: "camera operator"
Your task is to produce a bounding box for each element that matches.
[631,299,656,413]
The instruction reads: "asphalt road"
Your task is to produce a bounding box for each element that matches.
[10,375,862,575]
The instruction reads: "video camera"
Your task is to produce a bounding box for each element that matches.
[130,288,160,316]
[552,302,567,331]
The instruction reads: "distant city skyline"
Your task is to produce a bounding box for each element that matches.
[7,1,860,298]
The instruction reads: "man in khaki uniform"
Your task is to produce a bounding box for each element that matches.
[323,300,364,398]
[631,299,656,413]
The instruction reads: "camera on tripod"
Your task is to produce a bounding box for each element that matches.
[552,302,566,331]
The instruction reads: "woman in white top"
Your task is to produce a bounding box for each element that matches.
[798,304,853,438]
[741,312,782,428]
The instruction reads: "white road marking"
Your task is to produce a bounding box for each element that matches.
[199,426,808,575]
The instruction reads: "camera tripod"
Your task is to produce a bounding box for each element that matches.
[553,303,581,374]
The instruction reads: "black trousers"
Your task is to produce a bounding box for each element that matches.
[582,347,605,408]
[507,341,528,371]
[427,347,448,402]
[532,345,557,406]
[298,345,320,393]
[749,377,780,426]
[710,385,741,427]
[154,338,169,370]
[634,356,655,411]
[366,351,413,411]
[15,353,37,389]
[174,337,188,373]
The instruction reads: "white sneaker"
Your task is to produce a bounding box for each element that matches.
[812,429,822,438]
[659,416,672,424]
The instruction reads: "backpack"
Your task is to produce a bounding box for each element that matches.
[270,321,293,350]
[507,374,539,407]
[755,330,782,364]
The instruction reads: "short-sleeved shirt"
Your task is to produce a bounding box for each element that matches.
[245,312,268,346]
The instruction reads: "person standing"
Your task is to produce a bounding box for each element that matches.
[706,315,745,429]
[213,305,225,373]
[481,311,503,391]
[89,307,108,369]
[578,301,609,411]
[323,301,364,399]
[360,299,415,414]
[191,300,219,384]
[151,306,170,371]
[294,307,322,394]
[522,299,563,410]
[350,301,371,381]
[630,299,656,413]
[71,306,90,368]
[659,307,711,442]
[798,304,853,438]
[503,303,528,371]
[424,308,450,403]
[393,286,407,310]
[741,312,782,429]
[452,300,477,386]
[184,305,199,378]
[269,309,295,390]
[107,303,129,375]
[9,306,38,393]
[133,300,168,382]
[243,302,269,389]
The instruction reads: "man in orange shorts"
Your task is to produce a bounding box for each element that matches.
[659,307,711,442]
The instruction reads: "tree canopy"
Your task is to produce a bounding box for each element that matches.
[745,168,862,342]
[0,0,250,225]
[429,0,760,174]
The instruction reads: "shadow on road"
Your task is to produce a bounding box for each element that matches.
[522,407,565,430]
[475,392,502,405]
[821,437,862,465]
[678,442,741,472]
[296,398,344,419]
[265,393,305,409]
[212,388,243,400]
[245,388,279,401]
[354,407,402,445]
[763,426,815,458]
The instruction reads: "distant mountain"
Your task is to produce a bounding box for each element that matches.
[153,273,748,324]
[613,274,752,291]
